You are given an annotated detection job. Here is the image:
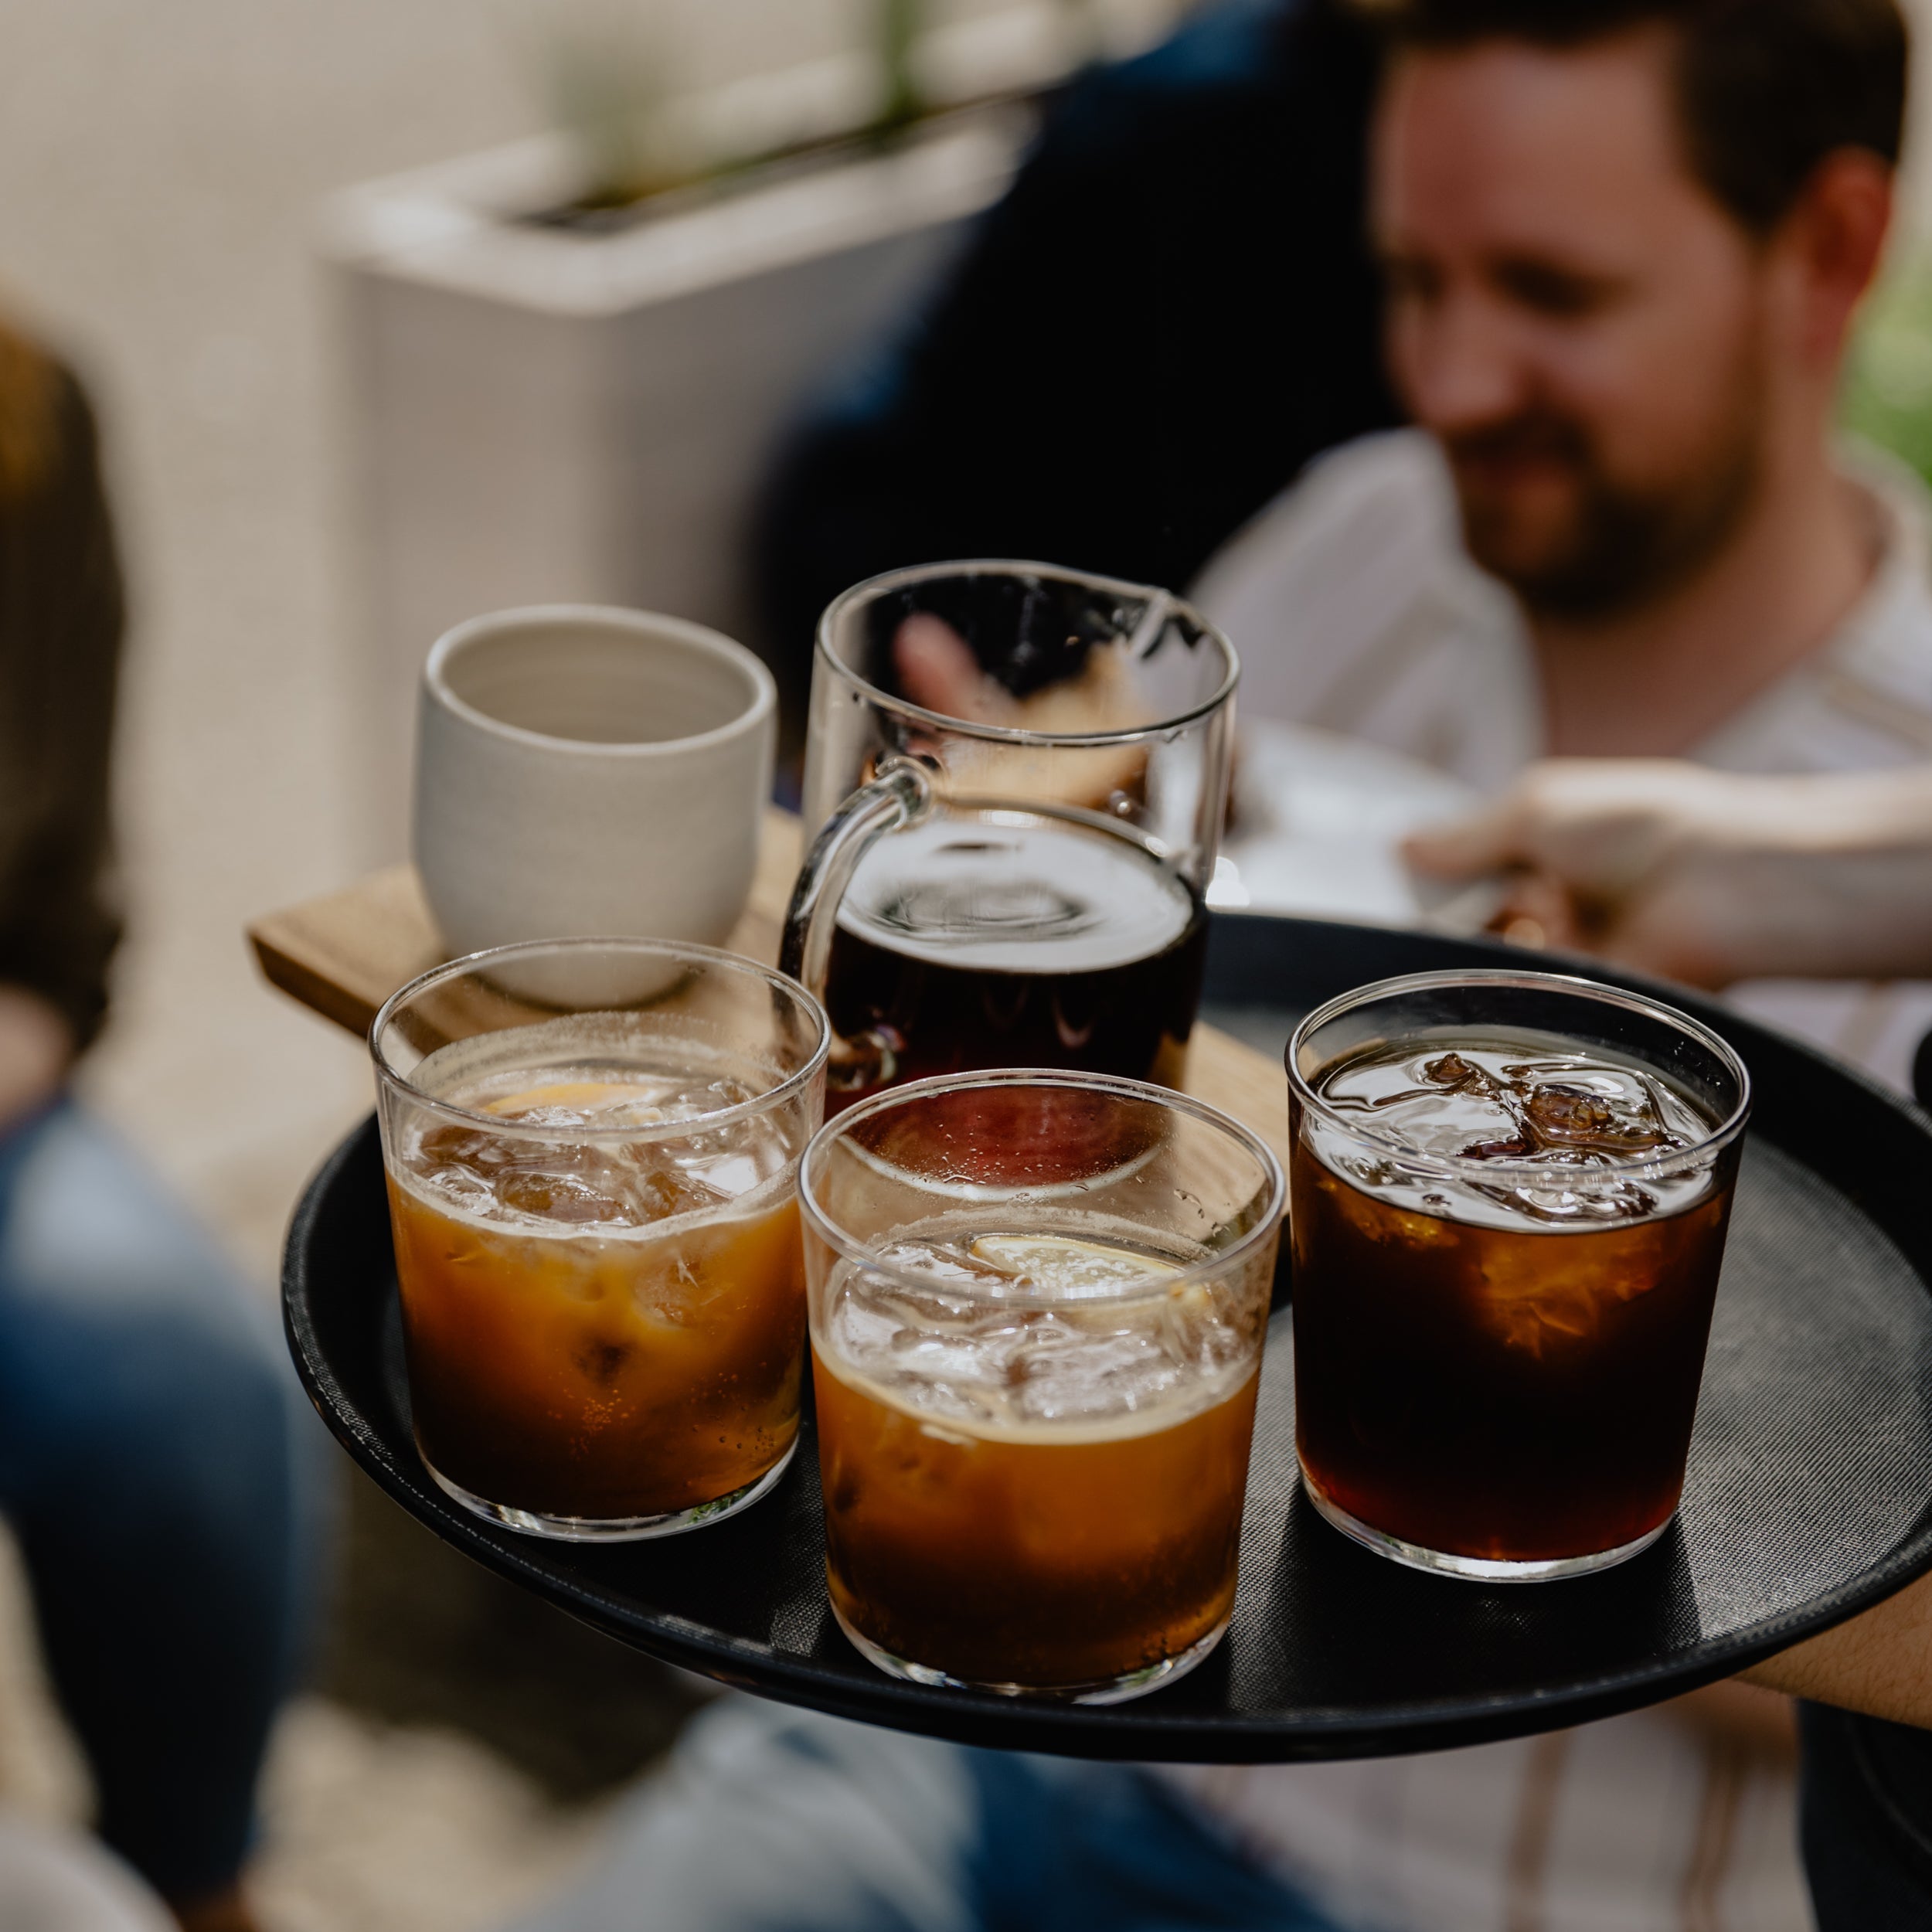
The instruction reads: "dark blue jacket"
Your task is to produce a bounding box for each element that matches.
[750,0,1396,731]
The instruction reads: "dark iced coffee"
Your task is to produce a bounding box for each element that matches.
[1287,975,1750,1581]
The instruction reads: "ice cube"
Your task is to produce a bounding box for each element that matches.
[615,1156,729,1223]
[1006,1321,1181,1423]
[1513,1073,1682,1155]
[1474,1236,1662,1355]
[494,1164,634,1225]
[1421,1051,1501,1097]
[968,1233,1179,1296]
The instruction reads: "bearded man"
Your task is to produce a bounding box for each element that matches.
[1199,0,1930,1087]
[1207,0,1913,774]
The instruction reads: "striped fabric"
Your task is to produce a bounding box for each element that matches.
[1164,1706,1808,1932]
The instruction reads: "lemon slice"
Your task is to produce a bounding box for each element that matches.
[969,1233,1182,1294]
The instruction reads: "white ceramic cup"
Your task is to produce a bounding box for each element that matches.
[413,604,777,958]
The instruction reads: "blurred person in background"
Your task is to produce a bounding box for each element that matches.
[1406,753,1932,1930]
[0,319,318,1932]
[1172,0,1917,1923]
[1193,0,1930,1087]
[750,0,1398,764]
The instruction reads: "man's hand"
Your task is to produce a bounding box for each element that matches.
[1743,1570,1932,1731]
[895,614,1023,726]
[0,985,73,1131]
[891,615,1152,809]
[1404,759,1932,988]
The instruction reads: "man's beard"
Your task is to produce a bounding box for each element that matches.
[1444,400,1764,621]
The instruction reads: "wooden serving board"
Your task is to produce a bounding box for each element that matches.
[248,808,1290,1172]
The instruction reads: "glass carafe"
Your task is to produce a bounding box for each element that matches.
[781,560,1238,1100]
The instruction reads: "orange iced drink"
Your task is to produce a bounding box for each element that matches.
[386,1060,808,1526]
[816,1349,1257,1691]
[811,1226,1264,1695]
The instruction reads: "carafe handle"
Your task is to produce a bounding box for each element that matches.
[781,758,935,1093]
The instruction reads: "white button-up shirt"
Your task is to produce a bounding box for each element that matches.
[1193,427,1932,1092]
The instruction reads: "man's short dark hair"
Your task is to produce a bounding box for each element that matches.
[1352,0,1908,232]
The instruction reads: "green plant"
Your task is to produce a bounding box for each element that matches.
[531,7,678,209]
[1842,257,1932,486]
[876,0,928,134]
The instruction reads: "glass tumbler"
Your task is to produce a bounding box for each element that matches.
[801,1070,1284,1702]
[782,561,1238,1100]
[372,938,828,1540]
[1287,969,1751,1582]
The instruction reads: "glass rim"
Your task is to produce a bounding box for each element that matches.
[369,936,832,1142]
[1286,968,1753,1185]
[798,1067,1287,1304]
[815,558,1240,749]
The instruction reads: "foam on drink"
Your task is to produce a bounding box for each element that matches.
[823,809,1208,1098]
[837,814,1198,973]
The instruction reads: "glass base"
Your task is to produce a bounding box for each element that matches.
[422,1437,796,1543]
[831,1601,1229,1704]
[1301,1466,1671,1583]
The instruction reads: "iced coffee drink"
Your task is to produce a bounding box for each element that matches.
[801,1072,1283,1701]
[372,941,828,1541]
[1287,971,1751,1582]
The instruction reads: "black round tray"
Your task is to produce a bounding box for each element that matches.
[284,915,1932,1761]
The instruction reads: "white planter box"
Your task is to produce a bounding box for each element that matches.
[325,103,1030,859]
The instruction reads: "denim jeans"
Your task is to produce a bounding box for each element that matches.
[512,1695,1350,1932]
[0,1098,321,1902]
[1800,1701,1932,1929]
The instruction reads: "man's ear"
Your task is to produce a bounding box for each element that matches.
[1782,148,1895,366]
